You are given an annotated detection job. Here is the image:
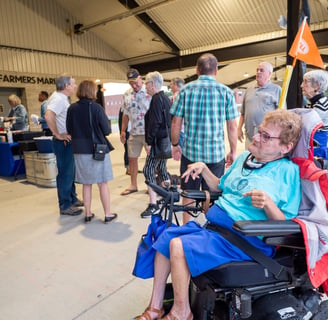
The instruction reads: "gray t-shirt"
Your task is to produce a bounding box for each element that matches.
[241,82,281,139]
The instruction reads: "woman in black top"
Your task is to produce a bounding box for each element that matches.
[66,80,117,224]
[140,71,172,218]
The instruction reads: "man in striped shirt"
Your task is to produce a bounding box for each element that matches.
[170,53,239,223]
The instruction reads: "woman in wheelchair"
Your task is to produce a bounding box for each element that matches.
[134,109,302,320]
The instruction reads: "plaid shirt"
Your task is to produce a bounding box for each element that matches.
[170,75,239,163]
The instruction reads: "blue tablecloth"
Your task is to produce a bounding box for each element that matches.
[0,142,25,176]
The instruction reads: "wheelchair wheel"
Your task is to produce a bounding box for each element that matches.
[212,300,229,320]
[312,300,328,320]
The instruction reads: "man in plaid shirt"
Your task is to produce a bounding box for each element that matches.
[171,53,239,223]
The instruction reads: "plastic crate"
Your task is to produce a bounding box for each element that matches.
[33,136,53,153]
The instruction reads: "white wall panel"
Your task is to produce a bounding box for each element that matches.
[0,48,126,81]
[0,0,127,81]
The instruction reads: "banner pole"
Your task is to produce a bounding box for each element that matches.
[278,65,294,109]
[278,17,307,109]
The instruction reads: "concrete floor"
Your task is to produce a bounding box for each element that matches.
[0,126,245,320]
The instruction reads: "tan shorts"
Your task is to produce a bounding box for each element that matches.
[127,135,146,158]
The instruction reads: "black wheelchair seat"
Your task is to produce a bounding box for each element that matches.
[192,247,296,293]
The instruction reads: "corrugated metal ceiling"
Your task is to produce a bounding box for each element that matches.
[54,0,328,85]
[55,0,328,63]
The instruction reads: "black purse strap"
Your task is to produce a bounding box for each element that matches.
[206,223,290,281]
[159,95,170,138]
[88,102,96,144]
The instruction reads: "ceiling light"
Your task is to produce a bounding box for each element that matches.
[278,15,287,29]
[244,72,249,78]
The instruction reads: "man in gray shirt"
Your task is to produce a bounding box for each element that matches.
[238,62,281,148]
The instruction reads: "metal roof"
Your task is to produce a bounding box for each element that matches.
[55,0,328,86]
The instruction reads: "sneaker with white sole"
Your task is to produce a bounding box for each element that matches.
[140,204,160,218]
[60,206,82,216]
[73,199,84,207]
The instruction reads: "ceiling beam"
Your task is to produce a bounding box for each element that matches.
[131,28,328,74]
[321,54,328,63]
[117,0,179,52]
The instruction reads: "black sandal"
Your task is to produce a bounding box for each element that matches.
[84,213,95,223]
[104,213,117,224]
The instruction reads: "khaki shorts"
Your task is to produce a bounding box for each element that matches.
[127,135,147,158]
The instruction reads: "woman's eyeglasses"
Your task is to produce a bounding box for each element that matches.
[254,127,280,143]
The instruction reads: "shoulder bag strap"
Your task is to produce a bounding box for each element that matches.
[159,95,170,138]
[206,223,290,281]
[88,102,96,144]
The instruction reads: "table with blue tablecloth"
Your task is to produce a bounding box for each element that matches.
[0,142,25,177]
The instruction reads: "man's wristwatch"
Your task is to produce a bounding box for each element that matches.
[172,142,179,147]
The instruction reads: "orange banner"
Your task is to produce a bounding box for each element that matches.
[289,19,324,69]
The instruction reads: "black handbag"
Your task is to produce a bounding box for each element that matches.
[153,135,171,159]
[89,102,107,161]
[93,143,107,161]
[152,98,172,159]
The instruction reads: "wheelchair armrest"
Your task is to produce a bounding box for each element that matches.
[233,220,302,237]
[264,234,305,249]
[181,190,222,202]
[147,181,180,202]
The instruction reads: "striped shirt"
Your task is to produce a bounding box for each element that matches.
[170,75,239,163]
[310,94,328,127]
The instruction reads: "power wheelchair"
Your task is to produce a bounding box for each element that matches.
[143,108,328,319]
[148,180,328,320]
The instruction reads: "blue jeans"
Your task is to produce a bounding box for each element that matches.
[52,139,77,210]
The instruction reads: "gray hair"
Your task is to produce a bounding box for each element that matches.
[259,62,273,74]
[172,77,185,89]
[303,70,328,94]
[56,74,72,91]
[145,71,163,90]
[197,53,218,75]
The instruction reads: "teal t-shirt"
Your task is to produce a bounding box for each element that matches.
[214,151,301,222]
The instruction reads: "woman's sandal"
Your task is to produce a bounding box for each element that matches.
[84,213,95,223]
[134,306,164,320]
[161,311,193,320]
[104,213,118,224]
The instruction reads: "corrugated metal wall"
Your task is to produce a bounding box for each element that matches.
[0,0,128,81]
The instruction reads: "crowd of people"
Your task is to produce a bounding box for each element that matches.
[1,53,328,227]
[1,51,328,319]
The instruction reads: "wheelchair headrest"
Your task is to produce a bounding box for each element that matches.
[289,108,323,160]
